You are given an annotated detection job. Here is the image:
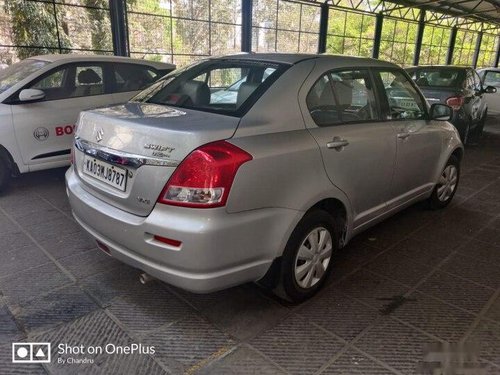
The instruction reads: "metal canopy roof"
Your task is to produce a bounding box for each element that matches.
[382,0,500,26]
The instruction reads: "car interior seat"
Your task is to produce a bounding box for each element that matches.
[73,69,103,97]
[179,80,210,106]
[237,82,259,107]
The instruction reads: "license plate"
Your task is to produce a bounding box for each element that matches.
[83,156,127,192]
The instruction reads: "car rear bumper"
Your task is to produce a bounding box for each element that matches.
[66,167,301,293]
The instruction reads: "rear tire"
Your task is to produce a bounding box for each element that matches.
[427,155,460,210]
[273,209,338,303]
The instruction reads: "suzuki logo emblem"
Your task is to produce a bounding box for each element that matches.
[96,128,104,143]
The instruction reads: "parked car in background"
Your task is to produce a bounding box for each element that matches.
[406,66,496,144]
[477,68,500,114]
[0,54,175,191]
[66,53,462,302]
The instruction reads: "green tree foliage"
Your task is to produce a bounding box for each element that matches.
[4,0,71,59]
[84,0,112,52]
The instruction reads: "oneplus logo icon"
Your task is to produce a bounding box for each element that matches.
[12,343,51,363]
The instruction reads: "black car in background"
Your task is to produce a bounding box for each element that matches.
[406,66,496,144]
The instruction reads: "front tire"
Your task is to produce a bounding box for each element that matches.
[275,209,338,303]
[0,156,10,192]
[427,155,460,210]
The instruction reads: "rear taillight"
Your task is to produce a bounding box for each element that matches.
[446,96,464,111]
[157,141,252,208]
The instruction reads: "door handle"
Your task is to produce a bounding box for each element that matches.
[327,137,349,150]
[397,132,410,140]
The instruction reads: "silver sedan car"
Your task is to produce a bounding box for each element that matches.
[66,54,463,302]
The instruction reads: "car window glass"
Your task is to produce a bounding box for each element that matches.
[306,69,378,126]
[138,60,285,116]
[379,70,426,120]
[465,71,475,90]
[32,69,65,89]
[0,59,50,94]
[410,69,462,88]
[484,71,500,87]
[28,65,72,101]
[113,64,159,93]
[71,66,104,97]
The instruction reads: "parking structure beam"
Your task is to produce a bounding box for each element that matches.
[472,31,483,68]
[109,0,129,57]
[446,26,457,65]
[372,12,384,59]
[495,37,500,67]
[413,10,426,66]
[241,0,253,53]
[318,2,329,54]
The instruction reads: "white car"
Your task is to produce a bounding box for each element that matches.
[0,54,175,190]
[477,67,500,115]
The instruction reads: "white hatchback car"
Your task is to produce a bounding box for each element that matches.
[0,54,175,190]
[477,68,500,115]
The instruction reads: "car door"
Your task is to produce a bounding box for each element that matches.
[303,68,397,228]
[10,63,113,167]
[374,69,442,207]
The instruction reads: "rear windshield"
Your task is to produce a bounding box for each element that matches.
[131,60,287,116]
[408,68,464,88]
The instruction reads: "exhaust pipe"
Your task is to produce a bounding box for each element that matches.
[139,272,155,285]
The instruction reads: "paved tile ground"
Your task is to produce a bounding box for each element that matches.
[1,116,500,375]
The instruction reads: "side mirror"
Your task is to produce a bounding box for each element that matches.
[484,85,497,94]
[429,103,452,121]
[19,88,45,102]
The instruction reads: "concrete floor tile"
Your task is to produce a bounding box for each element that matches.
[297,289,380,341]
[251,314,344,375]
[417,271,495,314]
[198,345,287,375]
[354,318,440,375]
[202,285,290,341]
[322,349,397,374]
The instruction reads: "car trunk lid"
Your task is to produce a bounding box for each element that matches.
[73,102,239,216]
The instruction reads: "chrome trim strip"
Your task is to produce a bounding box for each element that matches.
[74,138,179,168]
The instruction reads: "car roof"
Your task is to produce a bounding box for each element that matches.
[211,53,400,69]
[406,65,470,70]
[477,67,500,72]
[26,54,175,70]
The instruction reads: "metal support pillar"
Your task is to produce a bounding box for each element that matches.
[372,12,384,59]
[241,0,252,53]
[446,26,457,65]
[472,31,483,68]
[495,40,500,67]
[413,10,425,66]
[318,2,329,54]
[109,0,129,56]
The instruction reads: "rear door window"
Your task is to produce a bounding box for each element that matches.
[306,69,379,126]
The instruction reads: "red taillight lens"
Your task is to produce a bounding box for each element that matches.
[158,141,252,208]
[446,96,464,111]
[153,235,182,247]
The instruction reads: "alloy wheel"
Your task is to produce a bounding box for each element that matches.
[294,227,333,289]
[437,164,458,202]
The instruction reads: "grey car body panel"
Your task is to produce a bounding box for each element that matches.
[67,54,463,293]
[74,103,240,216]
